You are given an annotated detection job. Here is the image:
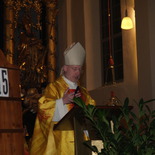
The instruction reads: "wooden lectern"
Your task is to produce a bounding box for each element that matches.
[54,104,133,155]
[54,106,91,155]
[0,50,24,155]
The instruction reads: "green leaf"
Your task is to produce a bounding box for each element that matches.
[130,111,138,121]
[145,105,151,115]
[144,98,155,104]
[73,97,86,109]
[123,97,129,108]
[87,104,96,117]
[138,98,144,112]
[74,96,155,155]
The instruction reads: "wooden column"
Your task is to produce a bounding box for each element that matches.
[3,0,15,64]
[44,0,58,82]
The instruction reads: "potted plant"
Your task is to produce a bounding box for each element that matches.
[73,97,155,155]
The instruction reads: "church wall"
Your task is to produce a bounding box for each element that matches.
[83,0,102,91]
[135,0,155,109]
[149,1,155,109]
[57,0,155,107]
[88,0,139,106]
[90,0,155,108]
[57,0,86,86]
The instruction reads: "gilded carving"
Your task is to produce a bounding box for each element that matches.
[17,14,47,90]
[2,0,58,150]
[43,0,58,82]
[3,0,58,113]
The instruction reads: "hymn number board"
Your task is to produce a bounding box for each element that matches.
[0,68,9,97]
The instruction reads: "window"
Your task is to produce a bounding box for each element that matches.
[101,0,123,85]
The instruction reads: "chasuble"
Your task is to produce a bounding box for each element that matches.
[30,76,95,155]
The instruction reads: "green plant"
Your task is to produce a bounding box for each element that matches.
[73,97,155,155]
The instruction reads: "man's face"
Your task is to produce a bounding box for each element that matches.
[64,65,83,83]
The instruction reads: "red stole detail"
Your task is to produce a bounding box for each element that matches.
[67,88,85,111]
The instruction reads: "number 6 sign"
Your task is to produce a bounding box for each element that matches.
[0,68,9,97]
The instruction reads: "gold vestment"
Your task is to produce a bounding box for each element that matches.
[30,76,95,155]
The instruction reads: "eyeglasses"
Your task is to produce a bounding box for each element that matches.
[70,66,83,73]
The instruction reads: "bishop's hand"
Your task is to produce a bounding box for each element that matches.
[62,88,81,104]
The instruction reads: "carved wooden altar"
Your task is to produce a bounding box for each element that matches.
[3,0,58,83]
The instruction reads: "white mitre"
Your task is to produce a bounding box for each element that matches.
[64,42,86,66]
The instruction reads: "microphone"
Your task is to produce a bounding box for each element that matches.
[74,86,79,97]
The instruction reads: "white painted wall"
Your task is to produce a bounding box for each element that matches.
[83,0,102,91]
[89,0,139,106]
[135,0,155,109]
[57,0,155,108]
[149,1,155,108]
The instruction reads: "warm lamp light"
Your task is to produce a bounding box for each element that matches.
[121,0,133,30]
[121,16,133,30]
